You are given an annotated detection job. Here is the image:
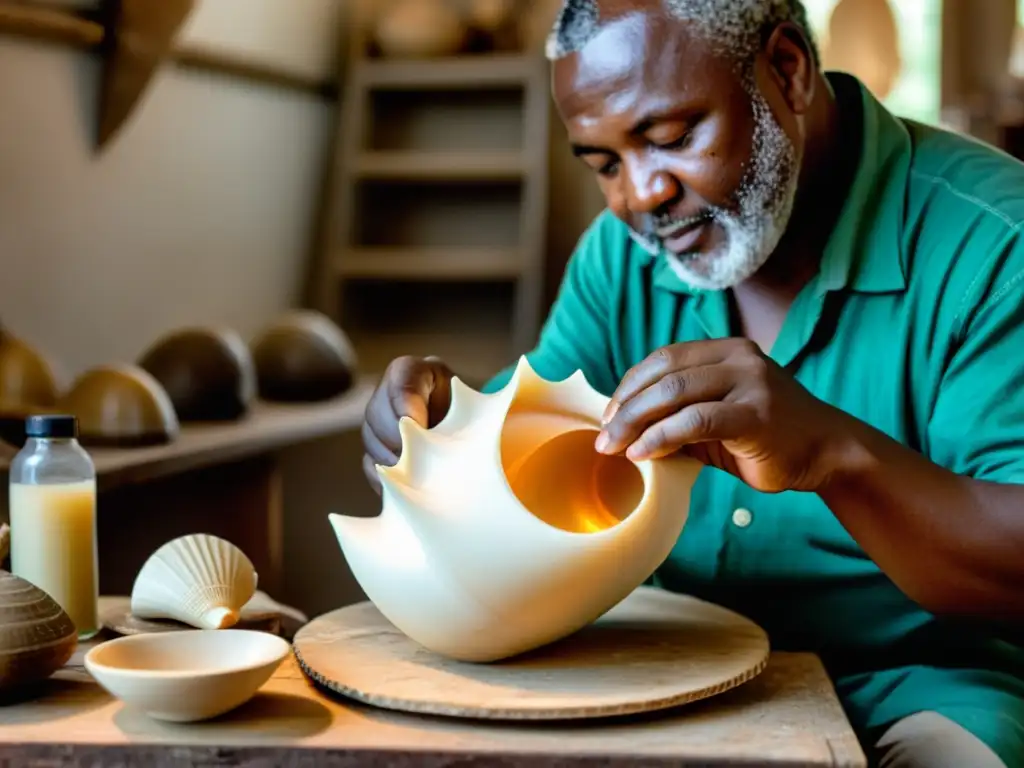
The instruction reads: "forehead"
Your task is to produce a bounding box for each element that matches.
[552,9,741,129]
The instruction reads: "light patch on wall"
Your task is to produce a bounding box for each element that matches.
[179,0,344,82]
[0,29,334,378]
[801,0,942,126]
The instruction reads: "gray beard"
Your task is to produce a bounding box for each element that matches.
[629,79,800,291]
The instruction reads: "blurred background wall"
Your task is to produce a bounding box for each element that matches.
[0,0,1022,617]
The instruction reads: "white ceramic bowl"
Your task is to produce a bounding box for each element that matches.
[84,629,291,722]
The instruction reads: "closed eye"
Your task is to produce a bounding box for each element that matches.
[653,132,692,151]
[597,158,620,177]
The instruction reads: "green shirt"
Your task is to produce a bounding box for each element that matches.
[484,73,1024,764]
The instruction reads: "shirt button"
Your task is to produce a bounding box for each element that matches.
[732,507,753,528]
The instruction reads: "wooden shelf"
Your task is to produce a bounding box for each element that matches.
[0,379,376,491]
[337,247,523,280]
[356,53,538,90]
[309,34,550,382]
[338,279,516,388]
[353,180,522,251]
[348,330,514,389]
[0,4,334,99]
[0,2,102,49]
[354,151,526,181]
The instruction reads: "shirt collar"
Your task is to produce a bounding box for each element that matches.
[642,72,910,296]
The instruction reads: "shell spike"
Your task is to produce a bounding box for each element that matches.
[375,462,407,501]
[433,376,509,435]
[507,354,539,389]
[329,511,382,554]
[374,465,441,531]
[391,416,437,477]
[564,368,592,389]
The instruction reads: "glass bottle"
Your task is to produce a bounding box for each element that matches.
[8,414,100,640]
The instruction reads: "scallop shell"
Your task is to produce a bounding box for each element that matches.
[0,570,78,691]
[130,534,258,630]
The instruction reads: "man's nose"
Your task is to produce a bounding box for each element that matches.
[624,164,680,214]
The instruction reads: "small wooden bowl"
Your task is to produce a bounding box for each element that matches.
[60,364,180,448]
[84,630,290,722]
[0,332,60,410]
[0,570,78,693]
[0,404,61,448]
[251,310,358,403]
[138,327,256,422]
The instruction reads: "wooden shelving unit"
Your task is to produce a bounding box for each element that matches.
[0,379,375,491]
[311,19,550,389]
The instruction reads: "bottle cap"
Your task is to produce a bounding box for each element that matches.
[24,414,78,439]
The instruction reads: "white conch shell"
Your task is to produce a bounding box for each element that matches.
[130,533,258,630]
[330,355,704,662]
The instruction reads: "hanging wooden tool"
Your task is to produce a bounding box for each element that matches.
[95,0,196,150]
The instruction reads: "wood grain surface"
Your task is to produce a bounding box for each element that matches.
[293,586,771,721]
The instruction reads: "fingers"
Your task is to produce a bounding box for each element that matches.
[364,385,403,458]
[626,402,757,461]
[604,340,735,423]
[364,357,432,456]
[386,356,455,427]
[362,418,398,467]
[597,364,734,455]
[425,368,453,428]
[387,363,434,428]
[362,356,454,486]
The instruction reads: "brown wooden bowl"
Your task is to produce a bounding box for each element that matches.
[59,364,180,448]
[0,404,62,449]
[0,570,78,694]
[0,332,60,410]
[251,310,358,403]
[138,326,256,422]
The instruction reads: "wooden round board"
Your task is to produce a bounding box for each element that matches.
[292,586,770,721]
[99,592,309,639]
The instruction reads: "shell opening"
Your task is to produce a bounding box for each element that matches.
[502,428,646,534]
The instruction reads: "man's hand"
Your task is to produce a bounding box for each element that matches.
[596,338,851,493]
[362,355,454,494]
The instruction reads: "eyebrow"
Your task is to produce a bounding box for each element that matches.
[571,144,609,157]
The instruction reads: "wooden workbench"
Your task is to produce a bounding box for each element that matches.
[0,380,376,598]
[0,635,868,767]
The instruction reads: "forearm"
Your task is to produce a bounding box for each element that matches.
[817,410,1024,622]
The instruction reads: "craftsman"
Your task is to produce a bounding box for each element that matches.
[360,1,1024,765]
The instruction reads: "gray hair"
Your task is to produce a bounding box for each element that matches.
[545,0,819,67]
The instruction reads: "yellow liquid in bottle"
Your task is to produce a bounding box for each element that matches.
[9,479,100,640]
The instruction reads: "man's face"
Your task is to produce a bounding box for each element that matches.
[552,9,803,290]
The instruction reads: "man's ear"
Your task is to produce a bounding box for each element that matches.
[763,22,816,115]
